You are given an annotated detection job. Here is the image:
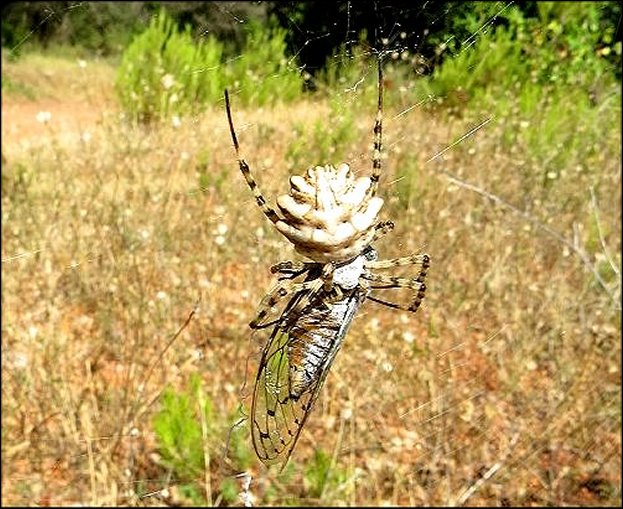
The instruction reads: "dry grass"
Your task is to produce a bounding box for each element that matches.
[2,52,621,506]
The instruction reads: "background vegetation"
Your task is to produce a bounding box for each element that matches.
[2,1,621,506]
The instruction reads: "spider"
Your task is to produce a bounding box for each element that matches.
[224,57,429,468]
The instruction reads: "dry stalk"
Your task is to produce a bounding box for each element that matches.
[436,170,618,305]
[450,432,520,506]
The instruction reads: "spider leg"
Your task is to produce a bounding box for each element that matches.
[224,90,282,225]
[271,260,317,276]
[249,277,323,329]
[266,263,334,327]
[365,252,430,270]
[363,272,426,290]
[318,281,345,311]
[367,292,426,313]
[357,56,384,213]
[371,220,395,243]
[370,56,384,192]
[362,255,428,313]
[364,272,427,313]
[250,263,335,329]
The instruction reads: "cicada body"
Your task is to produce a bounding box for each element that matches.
[250,249,375,465]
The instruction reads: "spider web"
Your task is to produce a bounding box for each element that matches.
[197,3,620,506]
[2,1,620,506]
[169,2,620,503]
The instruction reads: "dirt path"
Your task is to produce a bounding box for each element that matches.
[2,97,115,153]
[2,53,117,153]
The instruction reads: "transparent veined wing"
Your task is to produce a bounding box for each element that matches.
[250,285,367,467]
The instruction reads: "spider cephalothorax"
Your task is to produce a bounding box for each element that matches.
[274,163,384,262]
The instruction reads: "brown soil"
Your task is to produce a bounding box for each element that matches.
[2,97,114,151]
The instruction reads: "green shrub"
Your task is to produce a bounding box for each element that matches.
[152,373,255,504]
[419,2,620,106]
[316,32,374,93]
[303,449,349,500]
[530,1,621,85]
[116,12,304,121]
[408,2,621,188]
[424,23,526,109]
[152,373,214,483]
[225,19,303,105]
[115,10,223,122]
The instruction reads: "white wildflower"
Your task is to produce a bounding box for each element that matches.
[402,330,416,344]
[35,111,52,124]
[161,73,175,90]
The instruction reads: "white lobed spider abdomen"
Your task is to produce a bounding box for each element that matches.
[274,163,384,263]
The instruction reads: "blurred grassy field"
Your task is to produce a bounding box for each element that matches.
[1,50,621,506]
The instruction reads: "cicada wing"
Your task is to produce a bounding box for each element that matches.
[249,281,367,468]
[250,323,321,467]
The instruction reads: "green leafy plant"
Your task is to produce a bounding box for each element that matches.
[225,19,303,105]
[410,1,621,192]
[116,12,304,121]
[416,2,620,108]
[152,373,214,483]
[218,477,240,505]
[303,449,349,500]
[316,32,374,94]
[152,374,255,504]
[224,418,254,471]
[116,10,223,122]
